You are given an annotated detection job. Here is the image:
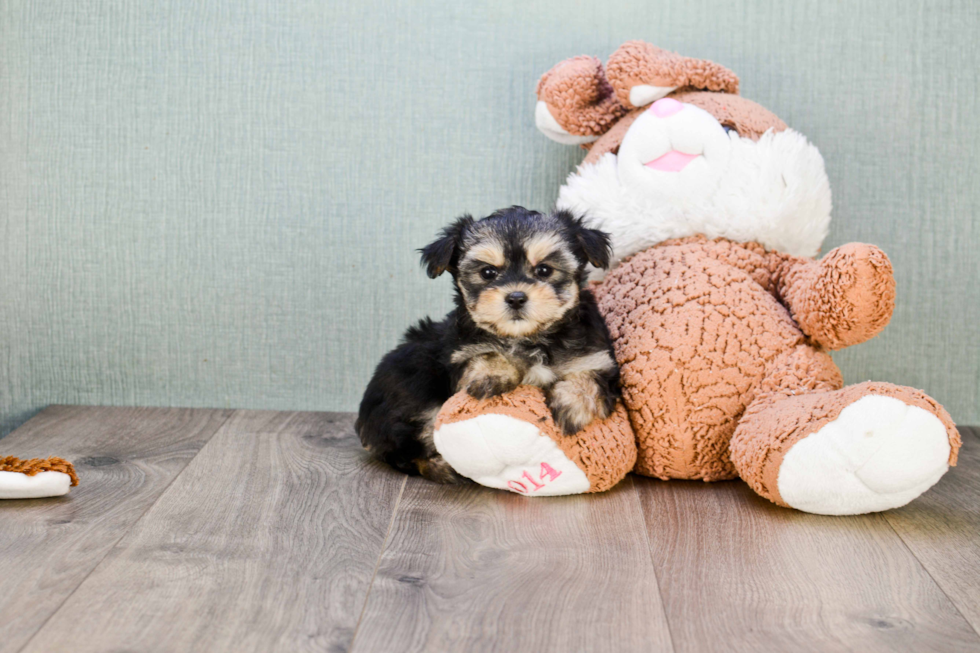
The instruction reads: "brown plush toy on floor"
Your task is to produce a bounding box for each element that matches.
[0,456,79,499]
[433,41,961,514]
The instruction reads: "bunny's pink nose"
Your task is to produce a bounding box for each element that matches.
[650,97,683,118]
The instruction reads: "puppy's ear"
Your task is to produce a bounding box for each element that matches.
[419,215,473,278]
[557,210,613,270]
[577,226,613,269]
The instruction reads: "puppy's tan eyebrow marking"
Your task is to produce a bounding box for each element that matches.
[524,233,564,266]
[463,240,505,267]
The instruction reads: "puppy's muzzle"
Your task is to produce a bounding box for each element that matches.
[505,291,528,310]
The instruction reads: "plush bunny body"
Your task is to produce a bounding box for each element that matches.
[595,236,957,513]
[433,42,960,514]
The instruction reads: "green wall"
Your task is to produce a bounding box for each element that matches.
[2,0,978,435]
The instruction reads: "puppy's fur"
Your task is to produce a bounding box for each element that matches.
[356,207,620,483]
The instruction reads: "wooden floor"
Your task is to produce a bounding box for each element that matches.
[1,407,978,652]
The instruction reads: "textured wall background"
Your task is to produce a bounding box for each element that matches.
[2,0,978,436]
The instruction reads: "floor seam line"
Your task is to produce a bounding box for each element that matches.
[631,475,679,653]
[348,474,407,652]
[882,504,980,639]
[13,407,238,653]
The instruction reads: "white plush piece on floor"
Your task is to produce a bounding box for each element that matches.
[777,395,951,515]
[0,470,73,499]
[434,413,590,496]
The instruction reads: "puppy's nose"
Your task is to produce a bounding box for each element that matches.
[505,291,528,309]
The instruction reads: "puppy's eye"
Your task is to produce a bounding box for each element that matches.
[480,267,498,281]
[723,125,738,136]
[534,264,553,278]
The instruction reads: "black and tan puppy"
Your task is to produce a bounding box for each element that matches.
[356,206,620,483]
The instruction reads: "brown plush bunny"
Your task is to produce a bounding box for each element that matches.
[433,41,960,515]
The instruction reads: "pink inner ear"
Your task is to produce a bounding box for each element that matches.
[649,97,683,118]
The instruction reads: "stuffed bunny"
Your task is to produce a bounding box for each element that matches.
[434,42,959,515]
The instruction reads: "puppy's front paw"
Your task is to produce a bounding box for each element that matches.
[459,354,521,400]
[550,401,591,435]
[465,374,518,400]
[548,376,613,435]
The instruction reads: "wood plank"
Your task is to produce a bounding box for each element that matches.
[0,405,232,653]
[20,411,405,653]
[352,476,674,653]
[885,426,980,634]
[635,474,980,652]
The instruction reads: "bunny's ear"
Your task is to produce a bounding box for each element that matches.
[535,56,629,146]
[605,41,740,109]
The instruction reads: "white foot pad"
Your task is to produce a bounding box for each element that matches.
[778,395,950,515]
[0,471,73,499]
[434,413,590,496]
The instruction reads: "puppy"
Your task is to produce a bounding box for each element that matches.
[356,206,620,483]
